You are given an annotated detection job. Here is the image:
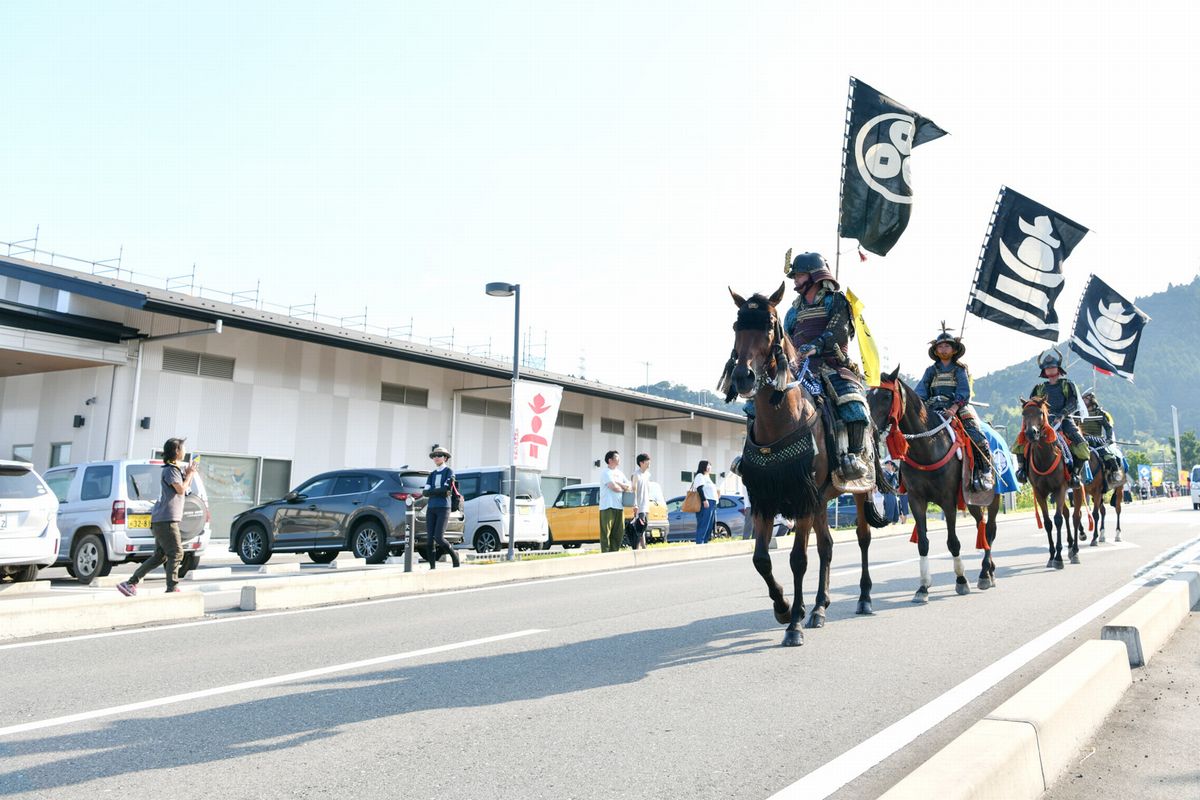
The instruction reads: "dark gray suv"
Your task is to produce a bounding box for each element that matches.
[228,469,463,565]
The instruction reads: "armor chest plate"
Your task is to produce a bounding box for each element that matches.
[789,305,828,345]
[930,368,958,396]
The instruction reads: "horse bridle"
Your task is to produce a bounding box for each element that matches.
[723,302,791,398]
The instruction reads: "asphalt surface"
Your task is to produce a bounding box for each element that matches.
[1,498,1197,799]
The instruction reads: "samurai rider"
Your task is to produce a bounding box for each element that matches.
[782,250,870,479]
[915,326,994,492]
[1012,349,1090,483]
[1081,389,1124,478]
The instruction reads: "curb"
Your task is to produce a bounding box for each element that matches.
[0,592,206,641]
[879,564,1198,799]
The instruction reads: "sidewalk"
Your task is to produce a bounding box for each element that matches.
[1043,610,1199,799]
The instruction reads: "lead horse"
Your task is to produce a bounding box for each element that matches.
[723,285,889,647]
[866,367,1000,599]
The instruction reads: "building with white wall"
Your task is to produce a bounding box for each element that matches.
[0,254,747,537]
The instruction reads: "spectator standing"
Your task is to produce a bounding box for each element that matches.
[117,437,196,596]
[598,451,631,553]
[629,453,652,550]
[422,445,460,569]
[691,460,719,544]
[882,461,901,524]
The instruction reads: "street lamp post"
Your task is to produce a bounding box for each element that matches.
[486,281,520,562]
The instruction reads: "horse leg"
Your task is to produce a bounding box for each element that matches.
[912,500,932,604]
[985,499,999,588]
[945,507,969,597]
[1090,487,1101,545]
[1051,491,1065,570]
[1114,489,1123,541]
[752,516,791,625]
[855,510,875,615]
[780,519,811,647]
[805,512,833,629]
[1068,491,1081,565]
[1038,491,1056,567]
[970,505,990,590]
[1098,494,1107,542]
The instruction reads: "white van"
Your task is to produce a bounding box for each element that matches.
[454,466,549,552]
[1191,465,1200,510]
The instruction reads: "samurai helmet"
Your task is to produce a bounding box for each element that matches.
[1037,348,1066,377]
[927,321,965,361]
[783,249,839,290]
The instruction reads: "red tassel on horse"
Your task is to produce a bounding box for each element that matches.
[1034,506,1043,529]
[975,519,989,551]
[910,525,919,543]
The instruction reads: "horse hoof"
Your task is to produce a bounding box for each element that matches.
[987,575,997,589]
[956,582,970,596]
[1089,537,1098,547]
[1099,533,1106,543]
[1069,553,1080,565]
[1047,558,1056,568]
[856,600,874,616]
[774,605,791,625]
[1114,534,1122,542]
[977,578,990,591]
[804,611,825,629]
[1053,559,1064,570]
[912,588,930,604]
[782,629,804,647]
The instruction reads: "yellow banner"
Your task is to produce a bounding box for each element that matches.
[845,288,880,386]
[1150,466,1163,486]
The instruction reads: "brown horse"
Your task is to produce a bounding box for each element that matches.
[866,367,1000,599]
[1084,448,1125,544]
[1019,397,1084,568]
[722,285,888,647]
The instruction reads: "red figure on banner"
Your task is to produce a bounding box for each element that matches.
[520,393,551,457]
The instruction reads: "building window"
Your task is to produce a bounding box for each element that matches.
[11,444,32,463]
[601,417,625,435]
[680,471,693,483]
[462,396,511,419]
[636,423,657,440]
[49,443,72,468]
[681,429,702,446]
[381,382,429,407]
[558,410,584,429]
[162,347,235,380]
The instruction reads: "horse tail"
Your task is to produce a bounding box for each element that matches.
[863,495,889,529]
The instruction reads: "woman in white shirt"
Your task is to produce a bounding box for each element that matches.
[690,460,719,544]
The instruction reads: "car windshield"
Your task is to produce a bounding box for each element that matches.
[0,467,46,499]
[504,470,542,500]
[395,473,428,490]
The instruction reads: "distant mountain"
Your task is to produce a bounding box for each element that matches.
[971,275,1200,445]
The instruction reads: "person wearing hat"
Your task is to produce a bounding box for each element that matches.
[1081,390,1123,478]
[1012,350,1089,483]
[782,250,870,479]
[915,327,994,492]
[421,445,460,569]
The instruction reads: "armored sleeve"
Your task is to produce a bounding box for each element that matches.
[1102,412,1114,442]
[955,366,971,405]
[813,294,852,356]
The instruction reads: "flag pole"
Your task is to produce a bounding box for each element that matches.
[961,185,1005,338]
[835,77,856,282]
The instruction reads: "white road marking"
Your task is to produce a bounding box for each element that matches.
[768,535,1200,799]
[0,629,544,739]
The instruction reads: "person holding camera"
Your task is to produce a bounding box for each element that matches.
[117,437,196,596]
[422,445,460,569]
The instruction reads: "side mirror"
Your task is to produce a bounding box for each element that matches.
[284,491,303,503]
[554,500,565,508]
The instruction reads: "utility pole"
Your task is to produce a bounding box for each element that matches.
[1172,405,1183,484]
[638,360,651,393]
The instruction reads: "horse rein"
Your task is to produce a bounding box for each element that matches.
[877,380,959,471]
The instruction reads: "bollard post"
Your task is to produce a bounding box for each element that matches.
[403,497,415,573]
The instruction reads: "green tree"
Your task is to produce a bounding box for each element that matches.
[1174,429,1200,468]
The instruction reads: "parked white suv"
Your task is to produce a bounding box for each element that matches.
[454,466,549,552]
[43,459,211,584]
[0,460,60,583]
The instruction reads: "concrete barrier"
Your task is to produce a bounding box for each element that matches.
[0,591,206,640]
[1101,574,1196,666]
[878,719,1044,799]
[987,639,1130,786]
[256,562,301,574]
[881,639,1130,799]
[0,579,55,596]
[185,567,232,580]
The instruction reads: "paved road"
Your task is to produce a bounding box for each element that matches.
[2,499,1196,799]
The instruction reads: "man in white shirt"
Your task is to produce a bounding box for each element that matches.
[598,450,631,552]
[629,453,652,549]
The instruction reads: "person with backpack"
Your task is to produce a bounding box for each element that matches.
[422,445,460,569]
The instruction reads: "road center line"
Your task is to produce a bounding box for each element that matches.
[0,629,544,739]
[769,534,1200,800]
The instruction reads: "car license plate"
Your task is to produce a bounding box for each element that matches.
[0,513,7,529]
[127,514,152,529]
[518,506,531,516]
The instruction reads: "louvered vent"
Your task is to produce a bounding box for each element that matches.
[161,348,201,374]
[198,354,236,380]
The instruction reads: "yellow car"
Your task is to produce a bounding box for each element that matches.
[545,481,669,548]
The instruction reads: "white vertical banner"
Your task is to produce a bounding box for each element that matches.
[513,380,563,471]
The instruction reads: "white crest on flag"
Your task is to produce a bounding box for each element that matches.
[854,113,916,204]
[513,380,564,471]
[1069,275,1149,381]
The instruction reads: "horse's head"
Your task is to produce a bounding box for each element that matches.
[718,283,792,402]
[866,364,904,432]
[1020,396,1051,442]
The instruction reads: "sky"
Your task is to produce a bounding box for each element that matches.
[3,2,1199,392]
